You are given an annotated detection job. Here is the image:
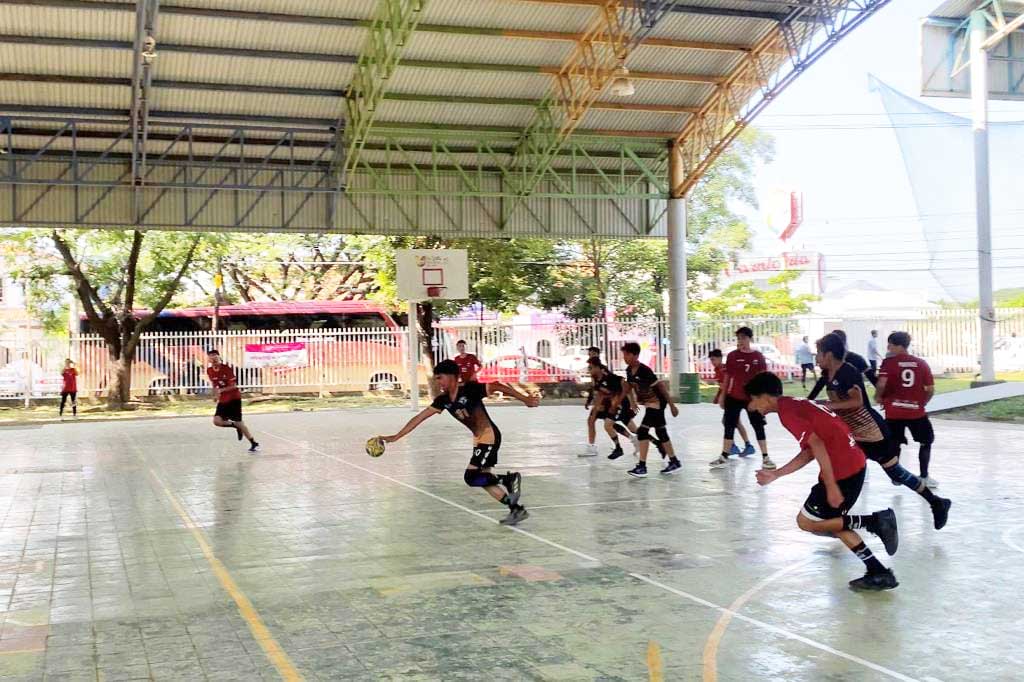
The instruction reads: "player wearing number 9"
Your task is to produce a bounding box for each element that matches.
[876,332,939,489]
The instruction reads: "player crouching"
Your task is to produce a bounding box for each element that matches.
[746,371,900,591]
[378,360,540,526]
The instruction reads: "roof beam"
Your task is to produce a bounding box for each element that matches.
[340,0,429,181]
[0,34,719,82]
[0,0,755,51]
[0,73,700,113]
[129,0,160,224]
[509,0,817,22]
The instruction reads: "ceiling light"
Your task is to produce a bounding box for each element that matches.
[609,61,635,97]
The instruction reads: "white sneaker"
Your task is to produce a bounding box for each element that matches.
[922,476,939,488]
[579,444,598,458]
[761,456,777,470]
[709,455,731,469]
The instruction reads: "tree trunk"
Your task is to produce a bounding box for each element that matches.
[107,351,133,409]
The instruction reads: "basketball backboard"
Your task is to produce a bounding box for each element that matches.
[921,15,1024,100]
[396,249,469,302]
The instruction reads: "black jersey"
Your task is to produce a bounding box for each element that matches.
[808,350,870,400]
[595,371,630,410]
[826,362,886,443]
[627,362,664,407]
[431,381,499,441]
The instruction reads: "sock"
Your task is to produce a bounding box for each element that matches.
[918,485,939,503]
[843,514,880,534]
[745,441,752,447]
[762,452,770,459]
[249,438,256,445]
[919,444,932,478]
[611,437,621,448]
[499,494,510,506]
[669,456,679,464]
[851,542,887,574]
[721,451,731,459]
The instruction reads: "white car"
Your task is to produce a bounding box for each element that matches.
[0,360,64,398]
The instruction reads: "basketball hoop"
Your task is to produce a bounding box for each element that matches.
[426,286,446,298]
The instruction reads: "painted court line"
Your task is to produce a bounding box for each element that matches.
[145,467,303,682]
[263,430,918,682]
[473,494,729,513]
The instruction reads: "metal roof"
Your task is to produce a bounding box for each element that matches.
[929,0,1023,19]
[0,0,891,236]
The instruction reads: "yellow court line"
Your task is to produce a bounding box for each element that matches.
[701,557,816,682]
[646,640,664,682]
[147,469,303,682]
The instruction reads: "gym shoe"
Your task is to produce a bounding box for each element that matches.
[660,459,682,475]
[627,463,648,478]
[709,455,730,469]
[608,446,625,460]
[931,497,951,530]
[874,508,899,555]
[580,444,598,457]
[505,472,523,508]
[741,443,756,457]
[761,456,777,470]
[729,443,742,456]
[500,507,529,526]
[248,441,260,453]
[922,476,939,488]
[849,568,898,591]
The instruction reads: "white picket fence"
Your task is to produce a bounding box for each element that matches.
[2,309,1023,400]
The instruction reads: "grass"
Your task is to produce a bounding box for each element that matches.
[933,394,1024,424]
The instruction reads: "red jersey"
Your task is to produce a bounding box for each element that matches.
[207,364,241,403]
[777,397,866,481]
[453,353,481,383]
[61,368,77,393]
[725,349,766,400]
[879,353,934,419]
[712,364,726,403]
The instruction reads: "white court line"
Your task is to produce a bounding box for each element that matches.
[1002,527,1024,554]
[263,430,919,682]
[472,494,730,513]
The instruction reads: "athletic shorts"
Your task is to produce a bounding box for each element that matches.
[801,467,866,521]
[886,417,934,446]
[722,395,766,439]
[214,399,243,422]
[800,363,815,371]
[597,403,636,424]
[858,438,892,464]
[640,405,667,428]
[469,441,500,469]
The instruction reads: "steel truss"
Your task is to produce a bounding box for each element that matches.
[671,0,890,197]
[945,0,1024,95]
[0,117,667,235]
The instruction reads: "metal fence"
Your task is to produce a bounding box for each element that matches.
[2,309,1023,400]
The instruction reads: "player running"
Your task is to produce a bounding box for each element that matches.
[379,359,539,526]
[709,349,755,456]
[206,349,259,453]
[808,329,871,399]
[453,339,481,384]
[814,334,950,529]
[709,327,774,470]
[582,346,603,457]
[620,342,680,478]
[877,332,938,488]
[60,358,78,419]
[746,372,900,591]
[586,358,639,460]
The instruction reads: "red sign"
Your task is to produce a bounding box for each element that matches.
[724,252,814,278]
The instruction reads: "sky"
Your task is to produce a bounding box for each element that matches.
[738,0,1024,302]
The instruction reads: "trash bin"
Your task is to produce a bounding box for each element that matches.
[677,372,701,404]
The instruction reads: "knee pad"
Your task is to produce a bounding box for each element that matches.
[464,470,499,488]
[883,463,919,488]
[636,426,652,441]
[613,423,629,437]
[655,426,670,444]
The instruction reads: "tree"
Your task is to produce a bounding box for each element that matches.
[7,229,202,407]
[691,270,817,317]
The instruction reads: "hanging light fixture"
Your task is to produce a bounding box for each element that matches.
[609,59,635,97]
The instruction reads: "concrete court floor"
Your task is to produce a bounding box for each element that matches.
[0,402,1019,681]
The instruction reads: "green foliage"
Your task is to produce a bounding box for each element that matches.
[692,270,817,317]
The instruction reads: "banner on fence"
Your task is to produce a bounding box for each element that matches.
[244,342,308,368]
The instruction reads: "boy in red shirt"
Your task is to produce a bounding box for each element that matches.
[709,349,755,457]
[877,331,938,488]
[452,340,481,384]
[60,358,78,419]
[746,372,899,591]
[710,327,773,470]
[206,349,259,453]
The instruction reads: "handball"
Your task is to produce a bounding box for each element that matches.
[365,436,386,458]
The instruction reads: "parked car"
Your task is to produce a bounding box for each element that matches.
[0,360,63,398]
[477,355,579,385]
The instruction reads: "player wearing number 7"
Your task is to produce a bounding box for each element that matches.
[745,372,900,591]
[877,332,939,488]
[377,359,540,526]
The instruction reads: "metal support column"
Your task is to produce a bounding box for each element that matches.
[667,141,688,396]
[971,10,996,383]
[407,301,419,411]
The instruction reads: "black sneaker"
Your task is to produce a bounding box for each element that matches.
[874,508,899,556]
[627,464,647,478]
[849,568,898,591]
[500,507,529,526]
[504,472,522,508]
[931,497,951,530]
[660,459,682,475]
[608,446,625,460]
[248,441,260,453]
